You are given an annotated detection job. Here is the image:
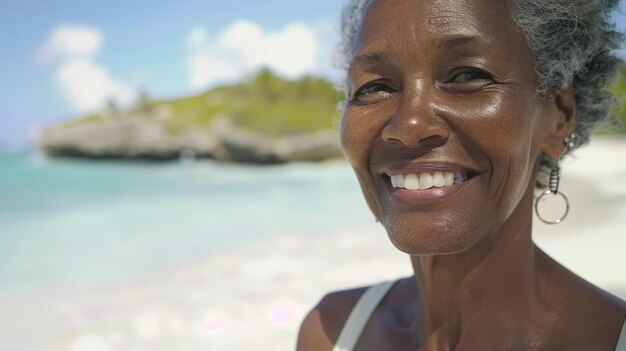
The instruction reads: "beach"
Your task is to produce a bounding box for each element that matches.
[0,137,625,350]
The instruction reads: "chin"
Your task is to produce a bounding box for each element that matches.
[381,213,486,256]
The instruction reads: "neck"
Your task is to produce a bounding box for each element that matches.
[408,185,548,346]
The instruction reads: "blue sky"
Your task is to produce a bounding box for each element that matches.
[1,1,626,148]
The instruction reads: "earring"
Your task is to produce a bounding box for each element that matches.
[564,134,578,151]
[534,134,575,224]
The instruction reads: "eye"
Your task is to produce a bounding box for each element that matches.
[449,68,494,83]
[349,82,395,104]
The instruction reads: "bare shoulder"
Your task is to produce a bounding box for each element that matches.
[296,285,370,351]
[539,250,626,349]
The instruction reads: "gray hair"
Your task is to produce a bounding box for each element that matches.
[337,0,623,161]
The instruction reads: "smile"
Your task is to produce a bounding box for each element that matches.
[386,172,471,190]
[382,166,479,205]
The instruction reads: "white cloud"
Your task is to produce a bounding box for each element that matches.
[39,25,103,63]
[39,24,137,113]
[56,60,136,112]
[264,24,319,78]
[186,21,322,89]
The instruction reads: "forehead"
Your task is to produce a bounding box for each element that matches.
[356,0,521,54]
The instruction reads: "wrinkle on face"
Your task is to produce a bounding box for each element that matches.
[423,0,481,35]
[342,0,547,255]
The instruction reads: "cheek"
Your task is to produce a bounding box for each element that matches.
[444,92,542,216]
[340,107,382,164]
[445,92,539,166]
[340,107,388,219]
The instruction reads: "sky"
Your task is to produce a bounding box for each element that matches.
[1,1,626,148]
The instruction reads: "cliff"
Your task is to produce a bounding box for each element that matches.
[39,69,345,164]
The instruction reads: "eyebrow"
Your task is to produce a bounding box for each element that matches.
[437,35,478,50]
[349,52,388,71]
[349,35,481,71]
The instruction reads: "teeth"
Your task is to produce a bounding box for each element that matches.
[405,174,419,190]
[444,172,454,186]
[419,173,434,190]
[433,172,445,188]
[395,174,405,188]
[389,171,470,190]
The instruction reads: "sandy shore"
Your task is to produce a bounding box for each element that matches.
[0,137,624,351]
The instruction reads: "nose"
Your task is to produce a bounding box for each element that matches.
[381,83,450,148]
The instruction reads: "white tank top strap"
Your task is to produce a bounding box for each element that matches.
[332,280,396,351]
[616,318,626,351]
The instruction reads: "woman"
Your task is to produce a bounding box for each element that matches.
[297,0,626,350]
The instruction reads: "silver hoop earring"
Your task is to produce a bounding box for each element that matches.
[534,134,575,225]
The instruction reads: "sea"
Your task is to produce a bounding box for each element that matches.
[0,151,372,297]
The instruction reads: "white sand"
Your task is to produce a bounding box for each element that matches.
[0,137,624,351]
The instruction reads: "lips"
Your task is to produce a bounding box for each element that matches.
[380,163,479,205]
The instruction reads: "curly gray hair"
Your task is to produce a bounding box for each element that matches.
[337,0,623,160]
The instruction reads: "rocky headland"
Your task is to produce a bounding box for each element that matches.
[38,69,345,164]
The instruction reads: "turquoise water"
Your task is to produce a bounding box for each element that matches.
[0,152,372,295]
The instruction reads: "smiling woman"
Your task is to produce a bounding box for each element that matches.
[297,0,626,350]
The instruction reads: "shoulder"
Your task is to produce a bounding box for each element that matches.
[296,286,370,351]
[540,251,626,349]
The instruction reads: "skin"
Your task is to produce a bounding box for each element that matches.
[297,0,626,350]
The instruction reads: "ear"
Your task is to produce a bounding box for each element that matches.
[541,83,577,161]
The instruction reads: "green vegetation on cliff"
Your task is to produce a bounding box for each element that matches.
[75,69,344,138]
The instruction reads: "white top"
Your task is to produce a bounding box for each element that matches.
[332,280,395,351]
[333,280,626,351]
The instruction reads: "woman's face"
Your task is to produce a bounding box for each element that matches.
[341,0,563,255]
